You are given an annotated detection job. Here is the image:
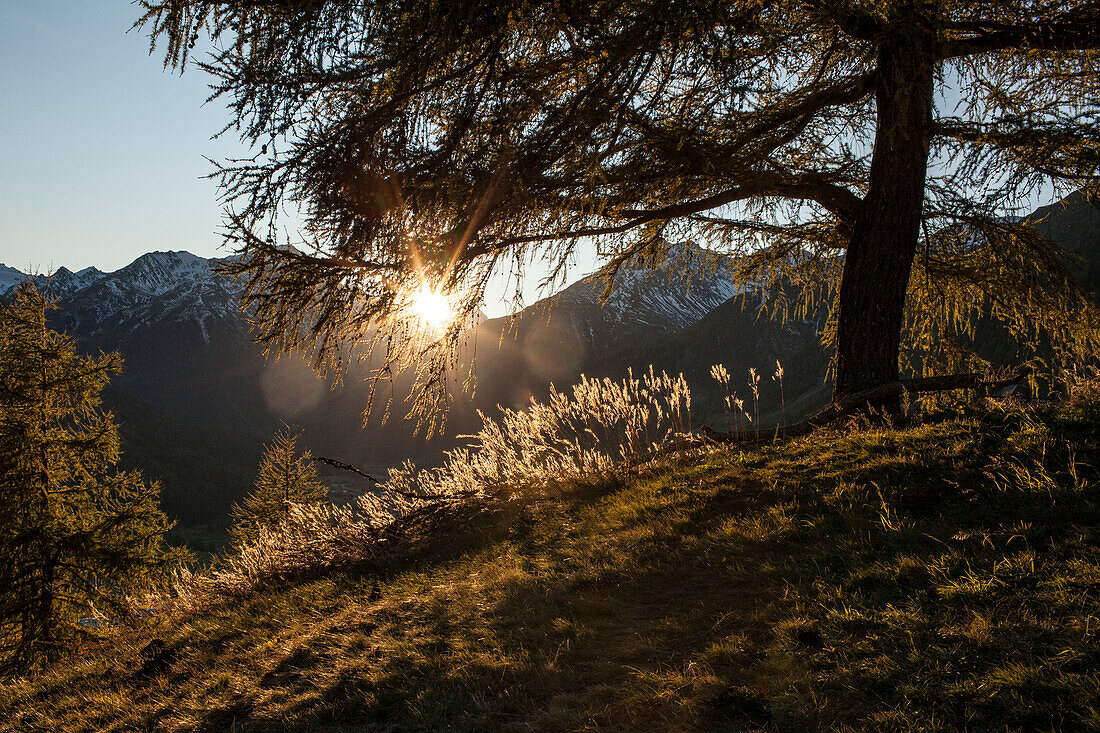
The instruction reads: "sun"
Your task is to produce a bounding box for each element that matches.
[410,285,453,331]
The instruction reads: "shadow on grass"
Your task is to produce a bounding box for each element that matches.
[265,414,1100,732]
[8,408,1100,732]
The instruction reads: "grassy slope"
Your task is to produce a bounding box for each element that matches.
[3,399,1100,732]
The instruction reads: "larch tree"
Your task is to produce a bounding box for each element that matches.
[230,427,327,545]
[0,284,185,674]
[139,0,1100,424]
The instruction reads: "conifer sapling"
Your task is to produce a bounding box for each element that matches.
[230,426,328,545]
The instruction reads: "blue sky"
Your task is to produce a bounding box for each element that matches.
[0,1,241,272]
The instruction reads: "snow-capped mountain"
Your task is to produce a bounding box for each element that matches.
[37,265,106,297]
[100,250,217,297]
[0,264,29,292]
[549,241,750,340]
[5,250,223,299]
[2,264,106,298]
[8,241,745,357]
[5,251,243,341]
[493,241,750,358]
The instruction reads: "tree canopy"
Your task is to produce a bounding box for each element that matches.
[140,0,1100,424]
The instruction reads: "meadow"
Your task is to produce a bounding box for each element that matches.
[3,373,1098,731]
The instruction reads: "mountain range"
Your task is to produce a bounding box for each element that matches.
[4,190,1096,532]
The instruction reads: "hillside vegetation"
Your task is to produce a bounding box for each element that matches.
[2,385,1099,731]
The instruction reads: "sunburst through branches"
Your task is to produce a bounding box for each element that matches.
[409,284,454,334]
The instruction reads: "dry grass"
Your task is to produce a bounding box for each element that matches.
[168,368,697,604]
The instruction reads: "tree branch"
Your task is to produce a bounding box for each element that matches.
[314,455,452,503]
[703,367,1032,443]
[803,0,881,40]
[493,175,861,248]
[943,6,1100,58]
[934,119,1099,148]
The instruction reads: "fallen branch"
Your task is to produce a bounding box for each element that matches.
[703,366,1032,444]
[314,455,383,484]
[315,455,481,503]
[621,434,713,469]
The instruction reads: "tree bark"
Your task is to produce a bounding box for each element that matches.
[834,9,937,409]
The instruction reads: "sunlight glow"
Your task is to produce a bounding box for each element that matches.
[411,285,453,331]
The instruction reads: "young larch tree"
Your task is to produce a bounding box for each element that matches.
[230,427,328,545]
[0,284,185,674]
[139,1,1100,422]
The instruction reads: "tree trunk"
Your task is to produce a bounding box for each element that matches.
[39,550,57,663]
[834,11,937,409]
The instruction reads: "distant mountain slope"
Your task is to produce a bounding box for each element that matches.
[586,291,831,427]
[945,192,1100,371]
[470,242,756,405]
[109,389,262,527]
[49,251,237,336]
[34,266,105,298]
[0,263,104,295]
[532,241,749,348]
[1029,190,1100,297]
[0,264,25,292]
